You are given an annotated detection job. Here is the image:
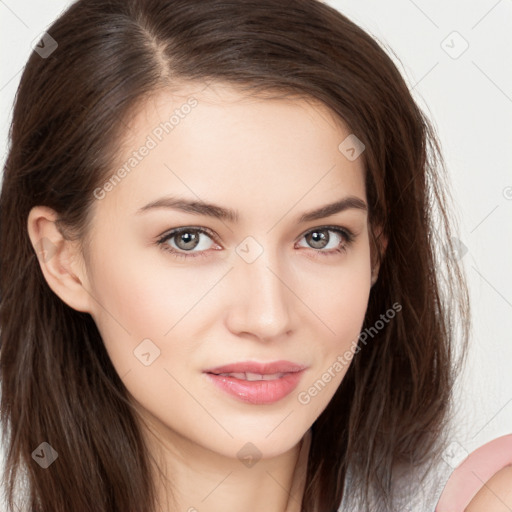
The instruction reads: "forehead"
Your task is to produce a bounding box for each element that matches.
[96,83,366,224]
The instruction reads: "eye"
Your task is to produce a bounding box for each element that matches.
[157,227,219,260]
[157,224,355,261]
[296,225,354,257]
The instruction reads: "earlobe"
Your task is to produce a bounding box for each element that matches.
[27,206,92,313]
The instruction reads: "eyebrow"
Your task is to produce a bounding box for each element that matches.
[136,195,367,223]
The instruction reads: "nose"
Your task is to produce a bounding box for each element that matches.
[224,242,296,342]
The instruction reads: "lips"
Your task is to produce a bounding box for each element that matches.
[214,371,286,381]
[204,360,307,405]
[204,360,307,376]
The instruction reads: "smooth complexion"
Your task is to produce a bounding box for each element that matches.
[28,83,378,512]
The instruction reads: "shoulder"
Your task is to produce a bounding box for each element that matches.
[436,434,512,512]
[465,464,512,511]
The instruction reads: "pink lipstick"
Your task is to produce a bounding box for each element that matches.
[203,360,307,405]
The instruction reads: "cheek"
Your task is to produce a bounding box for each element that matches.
[81,230,373,457]
[305,250,372,344]
[294,257,371,414]
[87,229,372,374]
[85,240,221,372]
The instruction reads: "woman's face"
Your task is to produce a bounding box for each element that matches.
[82,83,372,460]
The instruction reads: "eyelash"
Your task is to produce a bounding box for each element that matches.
[156,225,355,261]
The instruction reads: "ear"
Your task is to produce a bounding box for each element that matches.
[370,225,388,287]
[27,206,93,313]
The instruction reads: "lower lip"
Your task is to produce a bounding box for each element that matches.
[205,371,305,405]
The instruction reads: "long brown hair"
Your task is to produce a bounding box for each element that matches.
[0,0,469,510]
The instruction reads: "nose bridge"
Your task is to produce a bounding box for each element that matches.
[227,235,294,339]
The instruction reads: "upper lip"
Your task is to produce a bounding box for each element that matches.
[204,360,307,375]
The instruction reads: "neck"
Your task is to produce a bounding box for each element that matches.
[139,413,311,512]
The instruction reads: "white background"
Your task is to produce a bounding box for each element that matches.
[1,0,511,468]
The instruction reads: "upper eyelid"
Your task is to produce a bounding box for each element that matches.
[157,224,354,245]
[158,225,218,243]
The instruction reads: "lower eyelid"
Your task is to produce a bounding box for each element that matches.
[159,229,218,253]
[297,227,353,248]
[158,226,354,257]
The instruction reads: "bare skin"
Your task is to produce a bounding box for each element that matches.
[28,83,379,512]
[465,465,512,512]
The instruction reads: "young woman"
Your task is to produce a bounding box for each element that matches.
[1,0,508,511]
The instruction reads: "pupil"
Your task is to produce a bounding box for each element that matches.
[310,230,327,249]
[178,231,198,249]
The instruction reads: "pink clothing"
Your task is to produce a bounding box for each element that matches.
[436,434,512,511]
